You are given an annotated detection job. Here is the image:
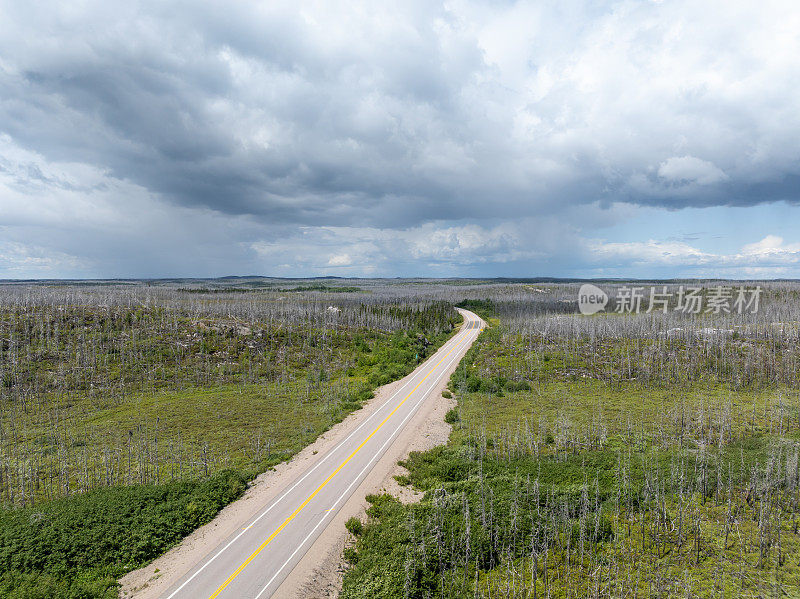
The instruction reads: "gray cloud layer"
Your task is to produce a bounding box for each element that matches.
[0,0,799,277]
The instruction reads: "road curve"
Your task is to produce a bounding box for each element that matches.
[157,309,484,599]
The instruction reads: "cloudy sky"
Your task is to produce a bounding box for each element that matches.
[1,0,799,279]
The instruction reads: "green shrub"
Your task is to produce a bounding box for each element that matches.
[345,516,363,536]
[343,546,359,565]
[0,471,248,599]
[455,299,496,320]
[444,407,460,425]
[393,474,411,487]
[504,380,531,392]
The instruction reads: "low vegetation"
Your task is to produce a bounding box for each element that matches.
[0,281,460,596]
[5,278,799,598]
[341,283,800,598]
[0,471,247,599]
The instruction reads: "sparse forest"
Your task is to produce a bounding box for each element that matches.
[3,278,800,599]
[0,280,461,597]
[341,282,800,599]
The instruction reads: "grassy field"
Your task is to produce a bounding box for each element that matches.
[341,290,800,599]
[0,283,460,597]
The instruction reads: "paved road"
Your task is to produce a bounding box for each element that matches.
[159,309,484,599]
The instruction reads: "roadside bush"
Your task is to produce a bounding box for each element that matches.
[345,516,363,536]
[0,470,248,598]
[455,299,496,320]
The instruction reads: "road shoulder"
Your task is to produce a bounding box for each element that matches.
[118,320,471,599]
[274,346,460,599]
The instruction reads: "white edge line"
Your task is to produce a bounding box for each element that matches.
[162,313,478,599]
[163,323,468,598]
[254,323,481,599]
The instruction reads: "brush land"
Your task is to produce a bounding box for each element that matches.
[340,284,800,599]
[0,281,460,598]
[3,279,800,599]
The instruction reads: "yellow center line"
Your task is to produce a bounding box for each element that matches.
[207,318,477,599]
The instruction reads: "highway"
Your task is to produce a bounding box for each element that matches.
[158,308,484,599]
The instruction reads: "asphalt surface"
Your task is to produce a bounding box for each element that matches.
[159,309,484,599]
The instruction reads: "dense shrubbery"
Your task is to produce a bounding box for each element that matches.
[455,299,496,320]
[455,373,531,395]
[342,445,617,599]
[0,470,248,598]
[360,329,444,387]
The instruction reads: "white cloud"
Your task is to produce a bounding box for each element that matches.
[327,253,352,266]
[251,221,541,273]
[658,156,728,186]
[739,235,800,262]
[0,241,85,277]
[589,235,800,277]
[742,235,798,254]
[589,239,713,266]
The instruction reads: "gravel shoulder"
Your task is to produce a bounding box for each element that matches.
[275,353,458,599]
[119,323,465,599]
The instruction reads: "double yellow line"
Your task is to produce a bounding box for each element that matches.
[208,317,479,598]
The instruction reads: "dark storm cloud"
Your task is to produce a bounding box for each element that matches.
[1,1,500,227]
[0,0,799,278]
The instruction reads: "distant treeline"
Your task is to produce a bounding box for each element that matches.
[176,284,363,294]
